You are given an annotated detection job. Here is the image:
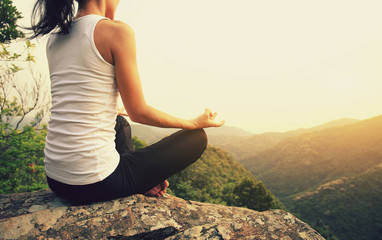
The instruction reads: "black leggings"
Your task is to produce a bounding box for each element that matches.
[47,116,207,204]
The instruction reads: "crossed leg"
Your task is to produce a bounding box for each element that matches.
[114,115,207,198]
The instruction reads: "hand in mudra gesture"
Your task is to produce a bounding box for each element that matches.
[191,108,225,129]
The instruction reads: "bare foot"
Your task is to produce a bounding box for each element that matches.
[160,180,169,195]
[144,180,169,197]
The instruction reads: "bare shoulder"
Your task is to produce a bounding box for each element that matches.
[98,20,135,40]
[94,19,136,64]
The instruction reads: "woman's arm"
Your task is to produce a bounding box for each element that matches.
[109,21,224,130]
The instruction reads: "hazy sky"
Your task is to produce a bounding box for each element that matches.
[14,0,382,133]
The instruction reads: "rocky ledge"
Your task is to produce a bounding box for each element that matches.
[0,189,324,240]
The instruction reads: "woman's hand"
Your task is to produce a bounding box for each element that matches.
[190,108,225,129]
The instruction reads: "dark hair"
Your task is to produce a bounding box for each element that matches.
[29,0,79,39]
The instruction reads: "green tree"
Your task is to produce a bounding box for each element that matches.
[0,0,49,193]
[168,145,286,211]
[0,0,24,43]
[0,125,47,193]
[0,0,47,129]
[233,177,277,211]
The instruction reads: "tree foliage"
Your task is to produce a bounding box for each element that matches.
[0,0,24,43]
[0,125,47,193]
[232,177,276,211]
[131,137,285,211]
[167,145,285,212]
[0,0,49,194]
[243,115,382,199]
[0,0,48,130]
[290,168,382,240]
[240,115,382,239]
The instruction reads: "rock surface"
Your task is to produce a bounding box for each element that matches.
[0,189,324,240]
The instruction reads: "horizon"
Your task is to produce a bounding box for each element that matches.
[132,113,381,136]
[12,0,382,133]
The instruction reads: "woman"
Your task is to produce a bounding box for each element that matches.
[30,0,224,204]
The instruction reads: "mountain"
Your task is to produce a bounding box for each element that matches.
[130,118,358,161]
[212,118,359,161]
[204,125,253,136]
[239,114,382,240]
[307,118,359,132]
[291,164,382,240]
[167,145,285,211]
[241,114,382,198]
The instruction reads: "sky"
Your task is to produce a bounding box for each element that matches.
[13,0,382,133]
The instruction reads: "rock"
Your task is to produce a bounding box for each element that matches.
[0,189,324,240]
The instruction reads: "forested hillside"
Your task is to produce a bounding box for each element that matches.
[131,118,358,161]
[167,145,285,211]
[239,114,382,240]
[215,118,359,161]
[291,165,382,240]
[242,114,382,198]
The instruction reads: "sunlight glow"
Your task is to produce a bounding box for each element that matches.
[13,0,382,133]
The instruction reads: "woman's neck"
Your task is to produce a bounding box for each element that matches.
[76,0,107,19]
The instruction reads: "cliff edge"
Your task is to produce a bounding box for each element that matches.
[0,189,324,239]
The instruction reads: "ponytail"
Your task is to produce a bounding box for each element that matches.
[29,0,78,39]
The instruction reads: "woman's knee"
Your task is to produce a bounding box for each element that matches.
[195,128,208,150]
[186,128,208,157]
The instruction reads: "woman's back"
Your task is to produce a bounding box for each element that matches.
[30,0,223,202]
[44,15,119,185]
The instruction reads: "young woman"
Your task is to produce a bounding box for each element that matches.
[30,0,224,204]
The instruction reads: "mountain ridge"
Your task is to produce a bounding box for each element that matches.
[211,117,360,161]
[130,117,360,161]
[239,114,382,240]
[241,114,382,197]
[290,163,382,240]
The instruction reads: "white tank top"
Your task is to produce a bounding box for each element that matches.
[44,15,120,185]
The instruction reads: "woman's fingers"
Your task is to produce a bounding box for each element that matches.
[204,108,219,120]
[205,109,224,126]
[210,119,225,127]
[216,120,225,127]
[193,108,224,128]
[204,108,211,117]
